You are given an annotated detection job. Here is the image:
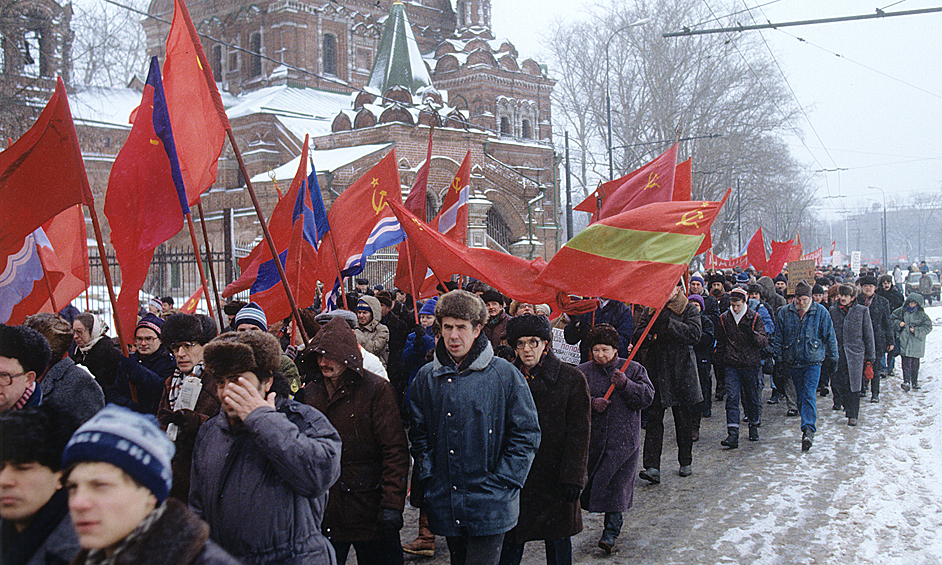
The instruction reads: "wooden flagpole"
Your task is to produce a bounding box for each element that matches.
[196,201,226,331]
[184,213,215,322]
[85,203,129,356]
[225,129,309,347]
[601,302,664,401]
[35,250,60,314]
[403,241,421,325]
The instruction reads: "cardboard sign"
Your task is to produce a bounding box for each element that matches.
[786,259,816,294]
[851,251,862,274]
[552,327,581,366]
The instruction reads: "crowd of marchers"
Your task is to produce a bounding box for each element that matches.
[0,263,935,565]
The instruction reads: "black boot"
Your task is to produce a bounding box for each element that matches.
[801,428,814,451]
[721,427,739,448]
[598,512,623,554]
[748,423,759,441]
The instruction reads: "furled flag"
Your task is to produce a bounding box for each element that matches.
[0,77,92,260]
[0,206,89,325]
[317,150,406,292]
[179,286,203,314]
[223,135,326,320]
[747,228,768,273]
[538,191,730,308]
[574,143,678,221]
[105,56,190,343]
[394,129,433,298]
[162,0,230,205]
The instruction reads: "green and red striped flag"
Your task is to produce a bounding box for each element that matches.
[538,190,730,308]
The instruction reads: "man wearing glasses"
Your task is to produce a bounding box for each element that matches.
[0,324,51,413]
[129,313,176,410]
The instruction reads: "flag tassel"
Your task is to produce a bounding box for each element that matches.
[226,128,309,347]
[196,201,226,331]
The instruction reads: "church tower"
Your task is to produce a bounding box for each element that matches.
[454,0,491,34]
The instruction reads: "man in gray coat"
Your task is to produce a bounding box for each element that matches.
[830,284,875,427]
[409,290,540,565]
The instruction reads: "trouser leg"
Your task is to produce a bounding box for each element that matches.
[791,364,821,433]
[497,535,524,565]
[544,538,572,565]
[642,403,666,470]
[672,405,693,466]
[724,367,742,429]
[741,365,762,424]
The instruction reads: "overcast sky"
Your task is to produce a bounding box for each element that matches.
[491,0,942,221]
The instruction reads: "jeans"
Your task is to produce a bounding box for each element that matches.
[447,532,505,565]
[902,356,921,386]
[725,366,762,427]
[830,356,860,420]
[643,403,693,469]
[697,361,713,417]
[498,537,572,565]
[788,364,822,433]
[332,530,404,565]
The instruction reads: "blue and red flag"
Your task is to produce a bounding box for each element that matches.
[105,56,190,340]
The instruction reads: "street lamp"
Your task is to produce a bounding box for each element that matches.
[867,186,888,270]
[605,17,651,181]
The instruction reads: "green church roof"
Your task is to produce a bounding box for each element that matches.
[367,0,432,95]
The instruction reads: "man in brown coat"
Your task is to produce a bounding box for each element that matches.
[497,315,590,565]
[299,317,409,565]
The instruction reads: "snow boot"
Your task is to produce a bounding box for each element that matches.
[748,423,760,441]
[598,512,623,554]
[721,427,739,448]
[402,510,435,557]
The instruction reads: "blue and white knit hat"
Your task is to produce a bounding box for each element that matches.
[234,302,268,331]
[62,405,175,503]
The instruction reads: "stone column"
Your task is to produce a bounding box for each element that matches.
[467,186,491,249]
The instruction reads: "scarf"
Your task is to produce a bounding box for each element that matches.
[731,305,747,325]
[905,303,917,312]
[78,315,109,354]
[168,362,204,410]
[82,503,166,565]
[11,382,36,411]
[513,350,547,379]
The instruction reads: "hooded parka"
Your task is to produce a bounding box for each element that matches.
[354,295,390,367]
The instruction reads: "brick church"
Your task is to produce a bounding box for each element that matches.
[3,0,561,291]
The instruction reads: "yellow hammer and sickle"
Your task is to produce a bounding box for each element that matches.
[450,176,462,194]
[677,210,705,228]
[372,190,388,214]
[644,172,660,190]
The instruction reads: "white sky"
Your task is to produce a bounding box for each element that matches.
[491,0,942,220]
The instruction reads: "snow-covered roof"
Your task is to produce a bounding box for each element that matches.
[249,142,393,183]
[367,0,432,95]
[226,85,351,122]
[69,87,149,129]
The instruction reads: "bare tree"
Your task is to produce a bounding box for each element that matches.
[71,0,148,88]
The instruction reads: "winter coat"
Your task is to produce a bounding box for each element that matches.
[409,332,541,537]
[876,284,905,311]
[73,338,164,414]
[402,326,436,404]
[484,309,510,351]
[858,293,894,355]
[564,300,634,363]
[382,310,409,394]
[772,302,839,368]
[830,303,876,393]
[300,319,409,543]
[68,499,240,565]
[892,294,933,358]
[190,397,342,565]
[125,348,176,414]
[714,308,769,368]
[1,490,78,565]
[633,294,702,408]
[758,276,787,311]
[354,295,389,367]
[508,351,590,543]
[919,274,934,295]
[38,356,104,423]
[156,363,221,503]
[693,309,715,365]
[578,358,654,513]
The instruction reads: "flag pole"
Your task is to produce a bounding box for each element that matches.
[602,302,664,401]
[86,203,129,356]
[403,241,420,325]
[226,129,309,347]
[325,234,349,310]
[196,201,227,331]
[36,249,60,313]
[184,213,215,322]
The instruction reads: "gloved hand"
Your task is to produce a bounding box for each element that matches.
[559,483,582,502]
[611,370,628,390]
[168,408,201,430]
[378,508,404,532]
[591,397,611,413]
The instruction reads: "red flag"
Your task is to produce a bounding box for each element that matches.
[106,58,190,344]
[394,130,434,297]
[765,239,794,279]
[163,0,230,205]
[538,192,730,308]
[787,232,803,262]
[574,143,678,220]
[705,250,749,270]
[747,228,767,273]
[672,158,692,202]
[179,286,203,314]
[0,78,91,259]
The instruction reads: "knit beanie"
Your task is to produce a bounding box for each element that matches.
[773,274,787,284]
[690,273,704,285]
[688,293,705,311]
[62,405,174,503]
[812,283,826,296]
[505,314,552,347]
[794,280,812,298]
[148,298,163,311]
[729,288,748,302]
[234,302,268,332]
[135,313,164,336]
[419,297,438,317]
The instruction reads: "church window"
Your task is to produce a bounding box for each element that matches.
[23,29,41,77]
[211,44,223,80]
[249,33,262,77]
[521,119,532,139]
[487,208,512,251]
[500,116,510,135]
[323,34,337,76]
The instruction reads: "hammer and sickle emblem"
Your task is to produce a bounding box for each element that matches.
[644,172,660,190]
[677,209,705,228]
[450,176,462,194]
[372,190,388,214]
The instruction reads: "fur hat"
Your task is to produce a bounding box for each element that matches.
[436,290,487,326]
[794,280,813,298]
[585,323,620,351]
[838,283,857,297]
[505,314,552,347]
[203,330,282,382]
[223,300,247,316]
[480,289,504,305]
[234,302,267,332]
[747,283,762,295]
[707,273,726,286]
[773,274,787,284]
[24,313,73,362]
[878,274,894,287]
[858,274,878,287]
[812,283,826,296]
[161,313,218,346]
[0,324,51,376]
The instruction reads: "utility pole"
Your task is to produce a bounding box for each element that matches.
[737,178,742,251]
[565,131,573,241]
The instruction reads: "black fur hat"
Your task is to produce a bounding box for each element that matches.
[585,323,620,351]
[0,324,51,376]
[203,330,282,381]
[480,289,505,305]
[161,313,218,346]
[505,315,552,347]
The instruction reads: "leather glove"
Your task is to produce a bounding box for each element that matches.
[611,370,628,390]
[378,508,404,532]
[591,397,611,413]
[559,483,582,502]
[170,409,202,432]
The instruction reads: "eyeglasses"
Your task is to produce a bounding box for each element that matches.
[134,336,158,344]
[170,341,198,352]
[515,338,544,350]
[0,372,27,386]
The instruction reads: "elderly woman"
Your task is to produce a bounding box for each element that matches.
[578,324,654,555]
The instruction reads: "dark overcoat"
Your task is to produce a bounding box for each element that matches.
[633,295,703,407]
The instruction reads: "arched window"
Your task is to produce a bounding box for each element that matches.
[249,32,262,77]
[521,119,531,139]
[323,34,337,76]
[487,208,512,251]
[211,44,223,81]
[500,116,510,135]
[23,29,41,77]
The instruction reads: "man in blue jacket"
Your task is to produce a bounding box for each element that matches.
[772,280,839,451]
[409,290,540,565]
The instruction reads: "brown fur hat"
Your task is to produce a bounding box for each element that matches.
[436,290,488,326]
[585,323,620,351]
[203,330,281,382]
